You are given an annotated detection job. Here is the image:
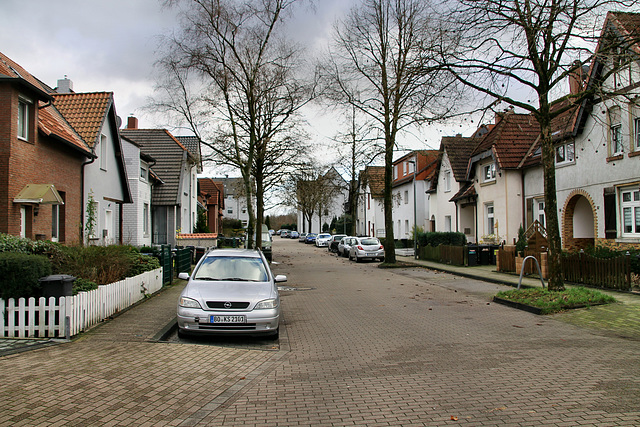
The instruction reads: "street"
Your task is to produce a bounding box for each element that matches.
[1,238,639,426]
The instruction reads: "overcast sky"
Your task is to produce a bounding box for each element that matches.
[1,0,473,176]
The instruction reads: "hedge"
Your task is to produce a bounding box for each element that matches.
[417,231,466,247]
[0,252,51,299]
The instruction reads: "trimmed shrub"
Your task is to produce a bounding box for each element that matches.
[73,277,99,295]
[417,231,466,247]
[0,252,51,299]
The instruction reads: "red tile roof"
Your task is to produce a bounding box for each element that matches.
[53,92,112,148]
[0,51,52,97]
[38,103,92,155]
[360,166,385,198]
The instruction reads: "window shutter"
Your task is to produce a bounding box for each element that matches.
[603,187,617,239]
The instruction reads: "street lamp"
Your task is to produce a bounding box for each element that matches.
[408,158,418,260]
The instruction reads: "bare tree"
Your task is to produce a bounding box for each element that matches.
[155,0,313,249]
[441,0,640,290]
[332,105,383,236]
[323,0,460,263]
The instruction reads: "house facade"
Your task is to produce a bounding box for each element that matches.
[198,178,224,234]
[356,166,385,237]
[213,177,253,228]
[297,167,349,233]
[1,53,91,244]
[53,87,132,245]
[391,150,440,239]
[121,118,200,246]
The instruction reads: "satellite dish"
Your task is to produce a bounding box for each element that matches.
[116,116,122,128]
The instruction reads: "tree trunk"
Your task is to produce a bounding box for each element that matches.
[539,116,565,291]
[383,134,396,263]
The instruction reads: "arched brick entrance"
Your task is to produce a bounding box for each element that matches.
[562,190,597,251]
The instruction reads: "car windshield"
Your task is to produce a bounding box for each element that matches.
[318,234,331,238]
[360,238,380,245]
[193,256,268,282]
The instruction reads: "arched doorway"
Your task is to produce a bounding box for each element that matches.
[562,191,597,251]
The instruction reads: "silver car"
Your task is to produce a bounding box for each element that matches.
[337,236,357,257]
[177,249,286,339]
[348,237,385,262]
[315,233,332,247]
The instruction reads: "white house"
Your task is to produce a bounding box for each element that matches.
[391,151,439,239]
[356,166,385,237]
[297,167,349,233]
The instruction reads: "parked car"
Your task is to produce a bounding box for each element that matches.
[328,234,347,253]
[315,233,332,247]
[245,224,272,262]
[337,236,357,257]
[280,230,290,238]
[290,231,300,239]
[348,237,385,262]
[269,229,275,236]
[305,233,317,244]
[298,232,308,242]
[177,249,286,339]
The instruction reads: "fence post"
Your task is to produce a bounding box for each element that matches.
[626,251,632,291]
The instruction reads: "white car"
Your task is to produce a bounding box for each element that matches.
[337,236,357,257]
[348,237,385,262]
[315,233,332,247]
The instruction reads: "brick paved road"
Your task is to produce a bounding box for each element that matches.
[1,239,639,426]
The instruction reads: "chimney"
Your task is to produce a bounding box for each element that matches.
[56,76,73,93]
[127,116,138,129]
[568,61,585,95]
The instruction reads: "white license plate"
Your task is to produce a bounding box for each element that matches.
[366,253,377,256]
[210,315,246,323]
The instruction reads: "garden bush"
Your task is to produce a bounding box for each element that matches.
[0,252,51,299]
[417,231,466,247]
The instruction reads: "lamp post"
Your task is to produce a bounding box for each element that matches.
[408,158,418,260]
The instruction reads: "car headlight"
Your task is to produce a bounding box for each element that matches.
[179,296,202,308]
[254,298,278,309]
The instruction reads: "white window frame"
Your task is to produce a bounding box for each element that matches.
[51,204,59,242]
[444,170,451,192]
[404,190,409,204]
[140,162,149,182]
[634,117,640,151]
[393,165,398,180]
[444,215,452,232]
[18,96,32,141]
[143,203,150,235]
[609,107,623,156]
[620,187,640,236]
[482,163,496,182]
[536,199,546,228]
[555,142,575,165]
[485,203,495,235]
[100,134,108,171]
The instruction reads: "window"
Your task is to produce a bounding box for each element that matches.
[621,188,640,236]
[483,163,496,182]
[609,107,623,155]
[445,215,452,232]
[403,162,407,175]
[444,170,451,192]
[51,205,59,242]
[393,165,398,179]
[536,200,545,228]
[405,220,409,235]
[143,203,149,235]
[228,208,233,214]
[486,203,495,235]
[140,163,148,181]
[100,134,108,171]
[634,117,640,151]
[555,142,575,165]
[18,97,32,140]
[404,190,409,204]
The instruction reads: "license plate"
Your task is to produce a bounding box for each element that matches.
[210,315,246,323]
[366,253,377,256]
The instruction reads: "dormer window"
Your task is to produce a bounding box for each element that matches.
[140,162,149,182]
[482,163,496,182]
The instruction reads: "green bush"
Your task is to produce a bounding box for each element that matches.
[73,277,99,295]
[0,252,51,299]
[417,231,466,247]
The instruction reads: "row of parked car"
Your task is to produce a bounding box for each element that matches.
[297,232,385,262]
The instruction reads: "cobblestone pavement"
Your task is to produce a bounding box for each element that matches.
[1,240,639,426]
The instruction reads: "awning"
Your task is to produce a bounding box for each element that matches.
[13,184,64,205]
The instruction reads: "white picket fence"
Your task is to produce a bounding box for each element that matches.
[0,268,163,339]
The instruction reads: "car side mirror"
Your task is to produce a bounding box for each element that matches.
[178,272,190,280]
[274,275,287,283]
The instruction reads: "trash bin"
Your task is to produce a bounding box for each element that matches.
[468,249,477,266]
[195,247,206,264]
[479,246,490,265]
[39,274,76,298]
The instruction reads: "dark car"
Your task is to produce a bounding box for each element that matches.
[305,233,317,244]
[328,234,347,253]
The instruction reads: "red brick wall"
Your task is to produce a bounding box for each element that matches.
[1,83,86,244]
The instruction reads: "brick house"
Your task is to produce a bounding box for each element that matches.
[198,178,224,235]
[0,51,93,244]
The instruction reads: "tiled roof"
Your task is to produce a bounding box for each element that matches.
[176,136,202,162]
[608,12,640,56]
[449,182,476,203]
[121,129,190,205]
[441,136,480,182]
[0,51,53,97]
[53,92,112,147]
[38,103,92,155]
[199,178,224,208]
[360,166,385,198]
[393,150,440,187]
[472,112,540,170]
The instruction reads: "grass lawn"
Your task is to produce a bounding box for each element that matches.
[495,287,617,315]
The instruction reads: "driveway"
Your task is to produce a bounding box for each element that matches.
[1,238,639,425]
